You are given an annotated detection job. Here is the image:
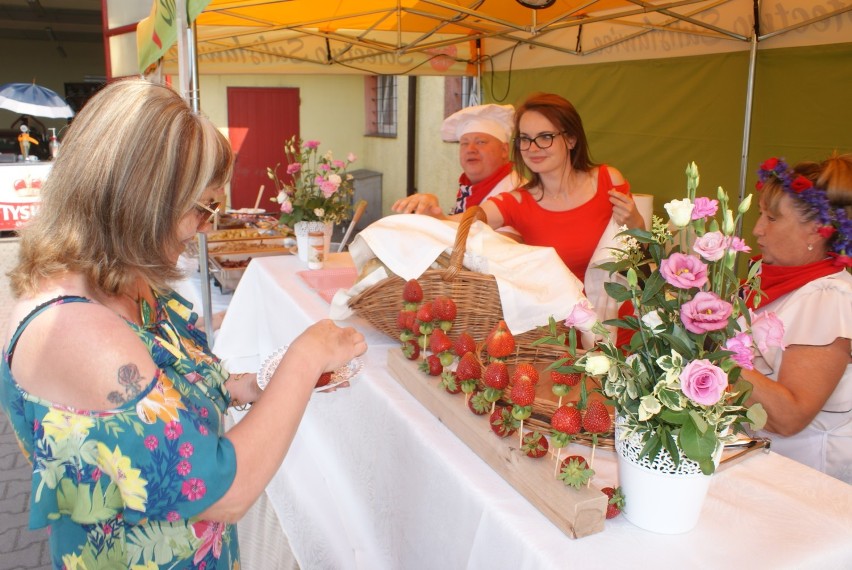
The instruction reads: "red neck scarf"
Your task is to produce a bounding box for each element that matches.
[452,162,514,213]
[745,256,842,309]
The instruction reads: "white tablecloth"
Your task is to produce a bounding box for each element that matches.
[214,255,852,570]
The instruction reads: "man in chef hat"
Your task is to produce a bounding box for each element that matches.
[393,104,521,235]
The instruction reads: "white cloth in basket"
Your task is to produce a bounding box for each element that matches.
[330,214,588,335]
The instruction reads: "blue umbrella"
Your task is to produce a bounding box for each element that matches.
[0,82,75,119]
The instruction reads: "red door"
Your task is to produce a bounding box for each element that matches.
[227,87,300,210]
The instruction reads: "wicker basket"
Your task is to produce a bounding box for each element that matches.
[348,206,570,360]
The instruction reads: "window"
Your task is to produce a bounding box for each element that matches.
[365,75,398,137]
[444,76,480,118]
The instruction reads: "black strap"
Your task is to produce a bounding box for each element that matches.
[6,295,91,364]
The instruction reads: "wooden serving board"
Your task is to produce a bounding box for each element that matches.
[387,349,607,539]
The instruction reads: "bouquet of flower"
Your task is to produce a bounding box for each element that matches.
[555,163,784,475]
[268,136,357,226]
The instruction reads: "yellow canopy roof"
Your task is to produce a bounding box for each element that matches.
[148,0,851,75]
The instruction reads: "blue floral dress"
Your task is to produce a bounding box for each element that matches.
[0,292,240,569]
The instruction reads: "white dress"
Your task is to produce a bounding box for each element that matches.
[753,270,852,484]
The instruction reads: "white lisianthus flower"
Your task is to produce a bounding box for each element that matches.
[664,199,695,227]
[324,151,334,161]
[638,394,662,421]
[314,208,325,218]
[328,173,342,185]
[585,354,611,376]
[641,310,665,331]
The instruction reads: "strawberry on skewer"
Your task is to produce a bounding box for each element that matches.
[521,431,549,459]
[558,455,595,489]
[453,331,476,357]
[509,378,536,447]
[455,351,482,405]
[550,404,582,477]
[484,320,515,362]
[415,301,435,358]
[582,399,613,481]
[482,361,509,414]
[432,295,457,333]
[402,278,423,311]
[550,352,581,407]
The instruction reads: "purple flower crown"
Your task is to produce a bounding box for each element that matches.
[756,157,851,268]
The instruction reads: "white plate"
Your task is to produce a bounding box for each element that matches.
[257,345,363,392]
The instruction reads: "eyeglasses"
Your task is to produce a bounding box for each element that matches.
[514,131,567,151]
[194,200,222,224]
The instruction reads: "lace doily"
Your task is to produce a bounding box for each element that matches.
[258,345,363,392]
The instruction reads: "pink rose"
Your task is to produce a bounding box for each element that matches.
[286,163,301,175]
[332,160,346,169]
[680,291,733,334]
[280,199,293,214]
[320,179,340,198]
[347,152,357,163]
[563,300,598,332]
[691,197,718,220]
[660,253,708,289]
[693,231,727,261]
[750,311,786,353]
[724,332,754,370]
[304,140,320,150]
[680,359,728,406]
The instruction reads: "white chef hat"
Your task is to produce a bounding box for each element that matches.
[440,104,515,143]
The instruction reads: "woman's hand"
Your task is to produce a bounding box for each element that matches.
[609,190,646,230]
[391,193,445,217]
[290,319,367,376]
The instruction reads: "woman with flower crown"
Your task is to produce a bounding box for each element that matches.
[743,153,852,484]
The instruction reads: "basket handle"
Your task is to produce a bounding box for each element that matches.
[443,205,485,281]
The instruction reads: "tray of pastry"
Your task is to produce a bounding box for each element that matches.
[208,250,287,293]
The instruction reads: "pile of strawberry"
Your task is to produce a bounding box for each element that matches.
[397,278,624,520]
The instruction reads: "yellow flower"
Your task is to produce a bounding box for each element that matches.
[96,443,148,511]
[42,410,94,442]
[136,372,187,425]
[62,553,85,570]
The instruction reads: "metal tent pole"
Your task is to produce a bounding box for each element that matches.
[738,1,761,217]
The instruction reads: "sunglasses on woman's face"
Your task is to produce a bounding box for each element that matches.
[194,200,222,224]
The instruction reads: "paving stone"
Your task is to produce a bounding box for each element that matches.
[0,410,50,570]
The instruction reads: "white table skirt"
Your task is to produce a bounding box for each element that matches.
[215,255,852,570]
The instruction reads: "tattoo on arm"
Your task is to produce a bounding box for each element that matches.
[107,363,144,405]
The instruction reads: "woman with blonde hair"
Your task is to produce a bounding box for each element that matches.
[744,152,852,483]
[1,78,365,567]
